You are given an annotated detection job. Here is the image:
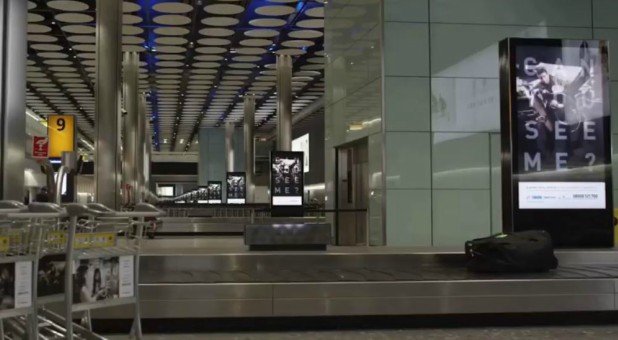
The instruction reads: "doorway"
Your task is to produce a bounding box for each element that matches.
[336,139,369,246]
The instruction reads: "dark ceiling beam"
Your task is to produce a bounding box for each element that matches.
[179,0,251,151]
[26,50,95,129]
[167,0,203,151]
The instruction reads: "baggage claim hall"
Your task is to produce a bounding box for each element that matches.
[1,0,618,339]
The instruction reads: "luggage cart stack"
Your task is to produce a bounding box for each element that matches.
[0,201,164,339]
[0,201,72,339]
[0,201,42,340]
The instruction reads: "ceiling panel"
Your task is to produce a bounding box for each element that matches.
[27,0,325,153]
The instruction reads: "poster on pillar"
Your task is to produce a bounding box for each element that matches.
[270,151,304,217]
[207,181,222,204]
[499,38,613,247]
[226,172,246,204]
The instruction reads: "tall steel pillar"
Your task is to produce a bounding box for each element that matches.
[137,93,146,202]
[94,0,122,209]
[276,54,293,151]
[243,95,256,203]
[225,122,235,173]
[0,0,26,200]
[122,51,139,205]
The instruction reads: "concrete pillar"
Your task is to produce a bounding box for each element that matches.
[122,52,139,205]
[0,0,26,200]
[225,122,235,173]
[243,95,256,203]
[94,0,122,209]
[198,128,225,186]
[276,54,293,151]
[136,93,146,202]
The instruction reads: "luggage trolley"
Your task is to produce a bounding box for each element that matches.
[0,202,103,340]
[56,202,163,340]
[0,201,40,340]
[3,202,165,340]
[0,201,67,339]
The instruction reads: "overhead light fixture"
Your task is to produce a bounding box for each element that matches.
[26,109,42,122]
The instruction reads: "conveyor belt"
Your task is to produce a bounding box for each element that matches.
[141,264,618,284]
[86,244,618,319]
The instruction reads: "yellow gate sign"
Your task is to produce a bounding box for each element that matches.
[47,115,75,158]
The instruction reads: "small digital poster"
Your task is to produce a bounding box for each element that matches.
[499,38,613,247]
[197,186,208,204]
[207,181,222,204]
[270,151,304,217]
[73,256,134,305]
[226,172,246,204]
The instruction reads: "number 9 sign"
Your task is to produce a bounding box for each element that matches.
[47,115,74,158]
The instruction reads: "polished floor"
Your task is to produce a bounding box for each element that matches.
[109,326,618,339]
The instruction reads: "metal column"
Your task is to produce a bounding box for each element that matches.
[144,125,152,200]
[276,54,293,151]
[94,0,122,209]
[137,93,146,202]
[0,0,26,200]
[243,95,256,203]
[225,122,235,173]
[122,51,139,205]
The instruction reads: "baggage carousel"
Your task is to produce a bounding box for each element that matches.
[90,238,618,319]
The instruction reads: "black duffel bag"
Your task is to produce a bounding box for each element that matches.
[465,230,559,273]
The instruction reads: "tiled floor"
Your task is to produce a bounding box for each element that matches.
[108,326,618,339]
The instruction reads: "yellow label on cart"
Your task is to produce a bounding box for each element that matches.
[45,232,117,249]
[46,231,66,246]
[74,233,92,249]
[90,233,116,248]
[7,230,22,248]
[0,237,9,252]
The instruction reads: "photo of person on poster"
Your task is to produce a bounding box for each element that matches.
[271,153,303,206]
[514,40,607,176]
[73,257,120,304]
[207,182,222,202]
[227,174,245,199]
[38,256,65,297]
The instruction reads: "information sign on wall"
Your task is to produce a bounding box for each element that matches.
[32,136,48,159]
[226,172,246,204]
[47,115,75,158]
[499,38,613,247]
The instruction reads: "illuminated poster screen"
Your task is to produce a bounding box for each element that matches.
[500,38,613,247]
[207,181,222,204]
[197,186,208,204]
[292,134,309,173]
[270,151,304,216]
[226,172,246,204]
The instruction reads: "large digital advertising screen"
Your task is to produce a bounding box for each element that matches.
[500,38,613,247]
[270,151,304,217]
[226,172,246,204]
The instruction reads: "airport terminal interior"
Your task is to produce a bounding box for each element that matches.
[2,0,618,339]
